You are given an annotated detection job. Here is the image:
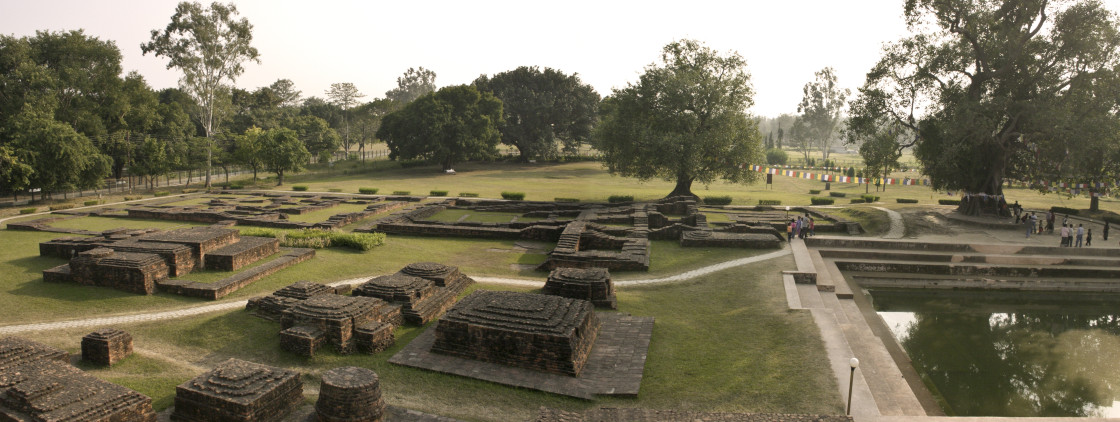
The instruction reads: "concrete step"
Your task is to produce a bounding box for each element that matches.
[851,272,1120,293]
[807,236,1120,258]
[833,260,1120,279]
[818,248,1120,267]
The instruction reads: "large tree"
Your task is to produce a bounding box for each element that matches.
[473,66,600,160]
[377,85,503,171]
[288,114,340,162]
[594,39,764,198]
[143,1,260,188]
[849,0,1120,214]
[325,82,365,157]
[262,128,310,185]
[797,67,849,161]
[385,67,436,105]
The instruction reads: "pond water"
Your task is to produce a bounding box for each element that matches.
[870,289,1120,417]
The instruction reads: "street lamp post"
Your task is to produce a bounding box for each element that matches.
[847,357,860,415]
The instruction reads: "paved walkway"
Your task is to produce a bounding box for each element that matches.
[0,250,793,334]
[872,207,905,239]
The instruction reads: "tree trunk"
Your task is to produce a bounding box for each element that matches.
[1091,194,1100,211]
[277,171,284,186]
[667,176,697,199]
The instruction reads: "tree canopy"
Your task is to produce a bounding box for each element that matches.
[262,127,309,185]
[473,66,600,160]
[797,67,848,161]
[385,67,437,105]
[593,39,764,198]
[849,0,1120,213]
[377,85,503,171]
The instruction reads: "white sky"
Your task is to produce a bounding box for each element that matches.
[3,0,1119,117]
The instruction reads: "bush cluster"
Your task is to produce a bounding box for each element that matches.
[358,188,379,194]
[292,185,309,191]
[766,148,789,165]
[83,200,100,206]
[154,191,170,197]
[19,208,36,215]
[758,199,781,205]
[702,196,733,205]
[226,183,245,189]
[240,228,386,251]
[608,195,633,203]
[501,191,526,200]
[850,198,866,204]
[458,192,479,197]
[1050,206,1080,216]
[554,197,580,203]
[938,199,961,206]
[808,189,821,195]
[896,198,919,204]
[829,192,846,198]
[123,196,143,201]
[861,194,880,202]
[811,197,835,205]
[392,190,411,195]
[49,204,75,211]
[430,190,449,196]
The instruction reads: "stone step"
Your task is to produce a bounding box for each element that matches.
[818,248,1120,267]
[807,236,1120,258]
[833,260,1120,279]
[850,272,1120,293]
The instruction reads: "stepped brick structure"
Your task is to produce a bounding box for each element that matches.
[315,366,386,422]
[246,280,342,320]
[172,358,302,422]
[203,236,279,271]
[432,290,600,376]
[0,337,156,422]
[81,328,133,366]
[280,295,401,356]
[67,248,169,294]
[543,267,617,309]
[353,262,474,325]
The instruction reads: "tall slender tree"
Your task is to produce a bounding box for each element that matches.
[325,82,365,157]
[797,67,849,161]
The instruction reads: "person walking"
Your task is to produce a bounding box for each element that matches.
[1061,224,1070,247]
[1076,224,1085,247]
[1087,229,1093,246]
[1026,213,1036,238]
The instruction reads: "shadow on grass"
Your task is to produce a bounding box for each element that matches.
[6,255,66,274]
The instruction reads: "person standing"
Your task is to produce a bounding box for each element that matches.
[1048,211,1056,233]
[1076,224,1085,247]
[787,219,793,243]
[1027,213,1036,238]
[1087,229,1093,246]
[809,218,815,237]
[1061,224,1070,247]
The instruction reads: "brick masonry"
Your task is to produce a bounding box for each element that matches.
[81,328,133,366]
[172,358,302,422]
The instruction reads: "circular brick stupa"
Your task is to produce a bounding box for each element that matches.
[315,366,386,422]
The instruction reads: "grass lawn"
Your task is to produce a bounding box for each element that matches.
[282,202,377,224]
[16,253,840,421]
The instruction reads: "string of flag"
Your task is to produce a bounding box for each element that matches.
[744,165,1115,193]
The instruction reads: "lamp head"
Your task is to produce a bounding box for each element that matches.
[850,357,860,369]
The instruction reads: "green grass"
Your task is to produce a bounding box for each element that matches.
[282,202,377,224]
[48,216,204,232]
[428,209,525,224]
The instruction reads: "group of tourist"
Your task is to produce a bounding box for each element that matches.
[1021,208,1111,247]
[787,214,814,241]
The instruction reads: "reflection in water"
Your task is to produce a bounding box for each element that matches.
[871,289,1120,417]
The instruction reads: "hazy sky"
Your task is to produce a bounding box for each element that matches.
[4,0,1119,117]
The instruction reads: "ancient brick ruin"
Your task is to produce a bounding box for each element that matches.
[172,358,302,422]
[543,267,616,309]
[122,193,407,230]
[432,290,600,376]
[0,337,156,422]
[81,328,133,366]
[353,262,474,325]
[279,294,401,356]
[315,366,386,422]
[246,280,348,320]
[38,225,309,298]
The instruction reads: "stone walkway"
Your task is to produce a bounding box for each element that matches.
[0,250,792,334]
[872,207,905,239]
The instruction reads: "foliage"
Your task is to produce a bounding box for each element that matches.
[84,200,100,206]
[327,188,342,192]
[240,228,385,251]
[49,204,75,211]
[10,115,112,196]
[808,189,821,195]
[758,199,781,205]
[861,194,880,203]
[501,191,526,200]
[896,198,918,204]
[594,39,764,198]
[429,190,448,196]
[143,1,260,186]
[232,126,265,178]
[702,196,733,205]
[289,114,340,162]
[385,67,437,105]
[1050,206,1080,216]
[849,120,905,194]
[154,191,170,197]
[810,197,835,205]
[849,0,1120,200]
[608,195,634,203]
[358,188,378,194]
[473,66,600,160]
[325,82,365,154]
[829,191,846,198]
[459,192,479,197]
[797,67,849,161]
[132,137,170,189]
[261,127,310,185]
[19,208,37,214]
[292,185,308,191]
[938,199,961,206]
[765,148,789,166]
[850,198,866,204]
[378,85,503,171]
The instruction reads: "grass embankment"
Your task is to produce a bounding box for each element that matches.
[18,253,841,420]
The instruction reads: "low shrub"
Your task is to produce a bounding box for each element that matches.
[19,208,36,215]
[1050,206,1080,216]
[608,195,633,203]
[292,185,309,191]
[226,183,244,190]
[123,196,143,201]
[896,198,919,204]
[554,197,580,203]
[328,188,342,193]
[811,197,835,205]
[49,204,75,211]
[240,228,281,238]
[154,191,170,197]
[702,195,733,205]
[758,199,782,206]
[326,231,386,251]
[83,200,99,206]
[850,198,867,204]
[243,228,385,251]
[392,190,411,196]
[501,191,526,200]
[861,194,880,202]
[358,188,379,194]
[938,199,961,206]
[430,190,449,196]
[829,192,847,198]
[458,192,479,197]
[808,189,821,195]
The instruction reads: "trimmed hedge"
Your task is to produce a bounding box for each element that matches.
[829,192,847,198]
[359,187,379,194]
[554,197,580,203]
[83,200,100,206]
[811,197,835,205]
[896,198,919,204]
[702,196,733,205]
[861,194,880,202]
[1050,206,1080,216]
[292,185,309,191]
[938,199,961,206]
[758,199,782,206]
[154,191,171,197]
[226,183,245,189]
[392,190,411,195]
[458,192,479,197]
[240,228,386,251]
[608,195,633,203]
[19,208,36,215]
[850,198,866,204]
[808,189,821,195]
[49,204,75,211]
[430,190,449,196]
[123,196,143,201]
[501,191,526,200]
